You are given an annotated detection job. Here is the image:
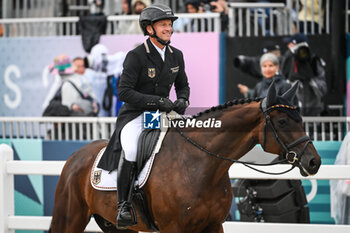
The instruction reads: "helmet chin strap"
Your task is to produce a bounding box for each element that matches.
[150,25,171,46]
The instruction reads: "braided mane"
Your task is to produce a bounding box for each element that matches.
[193,97,262,118]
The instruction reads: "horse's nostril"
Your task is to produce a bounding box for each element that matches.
[309,158,317,169]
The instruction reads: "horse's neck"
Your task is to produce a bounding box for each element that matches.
[183,102,262,181]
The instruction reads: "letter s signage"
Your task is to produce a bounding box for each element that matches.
[4,65,22,109]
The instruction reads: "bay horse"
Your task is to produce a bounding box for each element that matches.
[50,82,321,233]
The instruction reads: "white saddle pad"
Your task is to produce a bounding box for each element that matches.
[90,146,156,190]
[90,111,177,191]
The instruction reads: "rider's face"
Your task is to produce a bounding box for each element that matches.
[148,19,173,42]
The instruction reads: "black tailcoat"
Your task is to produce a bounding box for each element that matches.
[98,38,190,171]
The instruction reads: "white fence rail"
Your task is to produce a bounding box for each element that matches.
[292,0,331,35]
[0,116,349,141]
[1,0,336,38]
[0,116,116,141]
[228,2,291,37]
[1,144,350,232]
[1,0,56,18]
[227,0,331,37]
[1,0,184,18]
[0,13,221,37]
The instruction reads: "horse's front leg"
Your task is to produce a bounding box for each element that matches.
[202,223,224,233]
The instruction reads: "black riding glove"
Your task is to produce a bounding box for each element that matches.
[158,98,174,113]
[174,98,189,115]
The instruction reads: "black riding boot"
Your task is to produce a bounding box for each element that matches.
[116,156,137,229]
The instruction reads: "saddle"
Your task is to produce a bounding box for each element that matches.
[136,128,161,175]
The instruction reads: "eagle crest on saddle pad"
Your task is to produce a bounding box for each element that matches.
[93,170,102,185]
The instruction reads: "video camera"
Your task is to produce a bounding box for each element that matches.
[290,42,312,62]
[233,43,280,69]
[201,0,217,11]
[233,55,257,68]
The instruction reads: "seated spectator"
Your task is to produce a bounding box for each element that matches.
[281,33,327,116]
[118,0,150,34]
[186,0,200,13]
[44,55,100,139]
[201,0,229,32]
[183,0,209,32]
[298,0,325,34]
[73,57,86,75]
[237,53,297,106]
[52,55,100,116]
[120,0,132,15]
[131,0,149,14]
[174,0,227,32]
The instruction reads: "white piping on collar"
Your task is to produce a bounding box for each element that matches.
[144,41,150,54]
[144,40,173,54]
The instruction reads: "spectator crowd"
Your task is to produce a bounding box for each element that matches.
[42,0,330,119]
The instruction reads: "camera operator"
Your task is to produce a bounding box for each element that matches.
[281,33,327,116]
[182,0,209,32]
[233,43,281,80]
[200,0,229,32]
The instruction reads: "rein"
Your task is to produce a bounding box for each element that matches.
[174,126,295,175]
[173,100,311,175]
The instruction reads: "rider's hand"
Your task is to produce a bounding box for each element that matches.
[158,98,174,113]
[173,98,189,115]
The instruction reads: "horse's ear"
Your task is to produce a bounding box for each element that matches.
[266,80,277,106]
[281,81,299,104]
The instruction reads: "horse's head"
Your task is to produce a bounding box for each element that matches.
[259,81,321,176]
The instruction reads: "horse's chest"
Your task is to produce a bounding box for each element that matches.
[179,189,232,223]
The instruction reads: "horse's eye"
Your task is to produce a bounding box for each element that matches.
[278,118,288,127]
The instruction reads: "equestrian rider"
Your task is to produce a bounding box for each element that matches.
[97,4,190,229]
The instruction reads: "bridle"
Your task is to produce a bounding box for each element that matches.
[260,98,312,175]
[174,99,312,175]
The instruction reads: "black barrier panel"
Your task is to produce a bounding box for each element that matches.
[233,179,310,223]
[224,35,343,113]
[43,141,90,217]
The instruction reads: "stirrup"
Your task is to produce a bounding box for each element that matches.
[116,202,137,229]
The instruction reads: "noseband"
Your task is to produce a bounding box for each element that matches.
[260,98,311,171]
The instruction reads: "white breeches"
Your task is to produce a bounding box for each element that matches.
[120,114,144,162]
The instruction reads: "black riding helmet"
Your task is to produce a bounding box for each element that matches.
[139,4,178,45]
